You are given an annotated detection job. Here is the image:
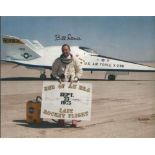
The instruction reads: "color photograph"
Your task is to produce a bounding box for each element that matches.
[1,16,155,137]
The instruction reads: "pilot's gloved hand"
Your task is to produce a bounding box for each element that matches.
[55,76,61,83]
[74,76,79,82]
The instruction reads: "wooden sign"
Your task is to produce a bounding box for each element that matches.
[41,81,92,121]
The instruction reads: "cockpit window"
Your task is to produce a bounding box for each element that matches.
[79,46,97,54]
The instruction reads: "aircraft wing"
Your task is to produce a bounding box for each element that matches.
[82,54,155,72]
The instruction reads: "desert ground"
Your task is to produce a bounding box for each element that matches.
[1,62,155,137]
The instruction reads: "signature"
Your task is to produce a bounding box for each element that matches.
[55,34,81,41]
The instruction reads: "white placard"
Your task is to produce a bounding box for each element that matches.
[41,81,92,121]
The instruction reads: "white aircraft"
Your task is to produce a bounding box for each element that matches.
[1,35,155,80]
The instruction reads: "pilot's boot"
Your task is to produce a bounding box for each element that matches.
[71,120,78,127]
[57,119,65,127]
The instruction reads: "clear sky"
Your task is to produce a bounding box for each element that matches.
[1,16,155,61]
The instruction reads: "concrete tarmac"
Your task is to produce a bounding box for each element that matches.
[1,62,155,137]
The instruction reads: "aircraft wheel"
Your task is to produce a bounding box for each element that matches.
[108,75,116,81]
[40,74,46,80]
[50,73,54,79]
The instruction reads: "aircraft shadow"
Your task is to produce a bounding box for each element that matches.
[1,77,155,81]
[13,119,73,129]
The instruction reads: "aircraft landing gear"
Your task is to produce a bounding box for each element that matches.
[40,73,46,79]
[108,75,116,81]
[40,70,46,80]
[50,73,55,79]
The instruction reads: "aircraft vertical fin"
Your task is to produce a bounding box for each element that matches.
[1,35,41,61]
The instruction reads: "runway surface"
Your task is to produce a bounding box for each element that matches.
[1,62,155,137]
